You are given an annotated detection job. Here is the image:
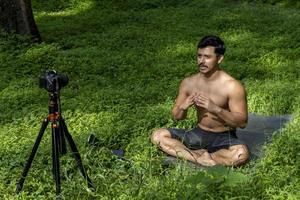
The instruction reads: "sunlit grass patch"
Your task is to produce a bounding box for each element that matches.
[22,43,60,62]
[34,0,95,17]
[162,41,195,57]
[246,79,300,114]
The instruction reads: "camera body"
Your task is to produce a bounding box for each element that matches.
[39,70,68,92]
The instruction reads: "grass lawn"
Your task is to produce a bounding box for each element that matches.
[0,0,299,199]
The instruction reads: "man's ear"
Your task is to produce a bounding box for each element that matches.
[217,55,224,64]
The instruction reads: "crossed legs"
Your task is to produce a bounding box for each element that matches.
[151,128,249,167]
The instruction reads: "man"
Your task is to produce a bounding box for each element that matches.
[151,35,249,167]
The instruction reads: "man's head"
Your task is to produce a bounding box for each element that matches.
[197,35,226,74]
[197,35,226,55]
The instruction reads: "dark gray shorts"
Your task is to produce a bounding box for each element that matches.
[167,127,246,153]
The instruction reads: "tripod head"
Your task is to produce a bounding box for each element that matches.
[38,70,68,116]
[39,70,68,93]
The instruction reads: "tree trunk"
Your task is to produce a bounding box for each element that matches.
[0,0,41,42]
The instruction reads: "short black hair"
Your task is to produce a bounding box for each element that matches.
[197,35,226,55]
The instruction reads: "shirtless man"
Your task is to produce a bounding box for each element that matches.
[151,35,249,167]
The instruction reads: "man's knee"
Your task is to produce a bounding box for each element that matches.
[151,128,171,145]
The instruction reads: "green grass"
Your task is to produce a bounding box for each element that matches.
[0,0,299,199]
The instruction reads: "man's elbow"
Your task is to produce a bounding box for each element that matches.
[171,110,185,120]
[173,115,185,120]
[238,123,247,129]
[237,120,247,129]
[172,113,184,120]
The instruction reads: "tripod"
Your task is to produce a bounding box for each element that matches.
[16,90,94,197]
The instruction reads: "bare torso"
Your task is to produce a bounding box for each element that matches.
[187,71,236,132]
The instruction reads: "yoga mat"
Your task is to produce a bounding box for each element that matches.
[236,113,292,159]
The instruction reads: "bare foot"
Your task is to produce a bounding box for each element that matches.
[194,151,217,167]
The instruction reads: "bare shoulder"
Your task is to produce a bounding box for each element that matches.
[180,74,198,91]
[222,72,246,96]
[182,74,198,84]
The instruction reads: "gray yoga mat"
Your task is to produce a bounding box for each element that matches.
[236,113,292,159]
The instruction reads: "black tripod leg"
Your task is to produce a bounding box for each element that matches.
[60,119,94,189]
[16,118,49,193]
[58,123,67,155]
[52,123,61,196]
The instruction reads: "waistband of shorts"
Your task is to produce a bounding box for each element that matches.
[196,126,236,135]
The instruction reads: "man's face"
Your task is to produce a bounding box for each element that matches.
[197,46,223,74]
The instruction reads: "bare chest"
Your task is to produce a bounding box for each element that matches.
[190,83,228,108]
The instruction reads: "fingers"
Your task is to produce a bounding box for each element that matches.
[194,92,209,107]
[186,92,210,108]
[188,95,197,106]
[190,93,197,101]
[196,92,208,99]
[196,96,208,103]
[187,93,197,103]
[194,93,202,102]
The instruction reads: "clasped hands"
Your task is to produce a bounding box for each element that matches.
[180,92,221,113]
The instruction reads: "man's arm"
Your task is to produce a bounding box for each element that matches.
[172,79,196,120]
[214,80,248,128]
[195,80,248,128]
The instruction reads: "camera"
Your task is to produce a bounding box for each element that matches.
[39,70,69,92]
